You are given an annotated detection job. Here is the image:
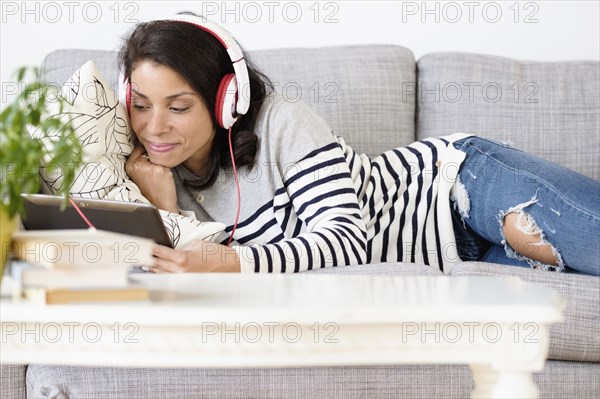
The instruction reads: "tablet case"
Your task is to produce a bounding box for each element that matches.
[20,194,173,247]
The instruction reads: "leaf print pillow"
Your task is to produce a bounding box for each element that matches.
[34,60,226,248]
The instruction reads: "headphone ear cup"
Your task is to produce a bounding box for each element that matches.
[215,73,238,129]
[125,81,132,116]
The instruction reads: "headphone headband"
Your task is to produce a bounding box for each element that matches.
[167,15,250,116]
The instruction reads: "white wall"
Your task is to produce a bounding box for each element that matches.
[1,0,599,102]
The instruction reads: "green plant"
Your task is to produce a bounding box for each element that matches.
[1,66,83,218]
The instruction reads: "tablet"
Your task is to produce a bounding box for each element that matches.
[20,194,173,248]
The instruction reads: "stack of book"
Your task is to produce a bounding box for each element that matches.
[10,229,153,304]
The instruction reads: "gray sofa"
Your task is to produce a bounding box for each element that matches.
[1,45,598,398]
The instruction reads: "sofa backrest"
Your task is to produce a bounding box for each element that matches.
[416,52,600,181]
[41,47,600,181]
[41,45,417,158]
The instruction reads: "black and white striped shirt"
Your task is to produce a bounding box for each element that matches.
[173,94,470,273]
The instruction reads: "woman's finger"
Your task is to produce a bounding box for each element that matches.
[152,256,184,273]
[147,266,168,274]
[125,144,149,177]
[129,143,146,160]
[152,244,188,272]
[153,244,182,262]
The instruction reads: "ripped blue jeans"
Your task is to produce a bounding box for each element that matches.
[450,136,600,276]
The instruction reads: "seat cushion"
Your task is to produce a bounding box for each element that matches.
[0,364,26,399]
[449,261,600,362]
[416,52,600,180]
[26,361,599,399]
[304,262,442,275]
[42,45,417,157]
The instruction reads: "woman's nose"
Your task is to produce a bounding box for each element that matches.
[147,109,170,136]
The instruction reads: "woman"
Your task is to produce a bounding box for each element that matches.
[120,15,600,275]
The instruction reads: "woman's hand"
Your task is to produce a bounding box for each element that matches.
[150,241,241,273]
[126,144,179,214]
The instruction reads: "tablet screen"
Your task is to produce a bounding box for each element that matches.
[20,194,173,247]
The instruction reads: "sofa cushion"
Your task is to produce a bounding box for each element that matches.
[41,45,417,158]
[416,52,600,181]
[25,361,599,399]
[449,262,600,363]
[36,60,132,200]
[304,262,442,275]
[0,364,26,399]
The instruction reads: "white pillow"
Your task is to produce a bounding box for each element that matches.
[35,60,225,247]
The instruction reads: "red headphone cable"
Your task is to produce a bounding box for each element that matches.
[227,126,241,247]
[68,197,96,230]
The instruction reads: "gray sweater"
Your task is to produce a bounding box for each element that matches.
[173,94,469,273]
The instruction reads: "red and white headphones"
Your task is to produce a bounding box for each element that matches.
[118,14,250,129]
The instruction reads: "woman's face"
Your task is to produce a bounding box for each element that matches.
[129,60,215,173]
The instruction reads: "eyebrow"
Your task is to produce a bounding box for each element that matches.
[131,89,196,100]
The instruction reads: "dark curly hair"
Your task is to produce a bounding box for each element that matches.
[118,13,272,188]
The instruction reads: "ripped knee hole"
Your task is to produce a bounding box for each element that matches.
[502,212,559,266]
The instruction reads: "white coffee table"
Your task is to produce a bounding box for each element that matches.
[1,274,564,398]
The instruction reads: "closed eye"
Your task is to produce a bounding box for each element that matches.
[170,107,189,113]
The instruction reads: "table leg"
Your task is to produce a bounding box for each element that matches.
[470,364,539,399]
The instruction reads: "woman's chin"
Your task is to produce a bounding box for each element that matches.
[147,155,178,169]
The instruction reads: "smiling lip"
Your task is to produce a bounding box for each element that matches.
[145,141,178,153]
